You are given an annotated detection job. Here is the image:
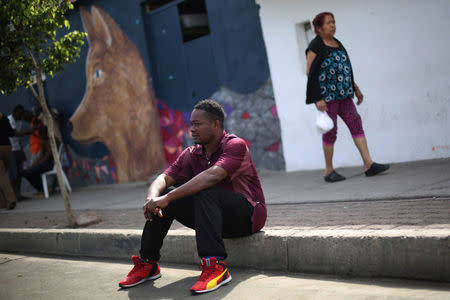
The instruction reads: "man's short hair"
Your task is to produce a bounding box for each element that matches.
[194,99,226,128]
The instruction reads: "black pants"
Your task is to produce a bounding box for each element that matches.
[140,187,254,261]
[21,159,53,192]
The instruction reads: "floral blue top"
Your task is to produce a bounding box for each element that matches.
[318,48,354,102]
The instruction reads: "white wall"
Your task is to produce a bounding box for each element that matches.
[256,0,450,171]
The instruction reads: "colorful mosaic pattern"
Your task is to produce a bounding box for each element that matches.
[157,99,189,166]
[65,145,117,185]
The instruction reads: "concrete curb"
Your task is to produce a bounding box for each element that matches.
[0,228,448,281]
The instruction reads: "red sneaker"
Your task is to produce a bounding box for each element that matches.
[119,255,161,288]
[190,257,231,294]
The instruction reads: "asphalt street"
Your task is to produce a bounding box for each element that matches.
[1,253,449,300]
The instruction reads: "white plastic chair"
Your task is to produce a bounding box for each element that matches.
[41,144,72,198]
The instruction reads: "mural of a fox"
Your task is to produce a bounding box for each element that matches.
[70,6,165,182]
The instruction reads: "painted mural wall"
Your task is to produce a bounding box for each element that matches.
[0,0,284,188]
[71,6,166,183]
[257,0,450,171]
[212,79,284,170]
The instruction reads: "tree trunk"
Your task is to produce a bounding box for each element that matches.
[35,68,76,227]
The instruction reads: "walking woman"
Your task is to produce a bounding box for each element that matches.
[306,12,389,182]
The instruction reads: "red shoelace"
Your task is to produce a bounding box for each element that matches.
[128,257,149,277]
[198,264,216,282]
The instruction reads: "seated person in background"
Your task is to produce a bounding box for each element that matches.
[36,105,62,145]
[13,105,43,165]
[8,106,34,200]
[21,126,54,194]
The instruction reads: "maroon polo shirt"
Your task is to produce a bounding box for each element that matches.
[163,131,266,233]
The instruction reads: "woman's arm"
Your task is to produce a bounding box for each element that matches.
[306,50,327,111]
[306,50,317,76]
[354,83,364,105]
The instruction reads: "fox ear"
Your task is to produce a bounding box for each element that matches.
[80,6,95,46]
[90,6,113,47]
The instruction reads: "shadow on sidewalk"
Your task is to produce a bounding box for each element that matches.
[121,265,450,300]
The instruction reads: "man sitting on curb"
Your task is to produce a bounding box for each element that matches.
[119,99,267,294]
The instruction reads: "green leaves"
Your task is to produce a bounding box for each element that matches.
[0,0,87,95]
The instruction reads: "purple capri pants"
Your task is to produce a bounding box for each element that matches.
[322,97,365,145]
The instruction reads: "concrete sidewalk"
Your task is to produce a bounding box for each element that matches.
[0,158,449,281]
[4,158,450,212]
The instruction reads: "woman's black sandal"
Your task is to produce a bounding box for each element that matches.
[365,162,390,177]
[324,170,346,182]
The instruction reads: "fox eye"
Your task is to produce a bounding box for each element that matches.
[94,69,102,79]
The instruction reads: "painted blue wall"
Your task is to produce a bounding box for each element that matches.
[1,0,151,159]
[207,0,269,93]
[50,0,153,159]
[0,0,271,159]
